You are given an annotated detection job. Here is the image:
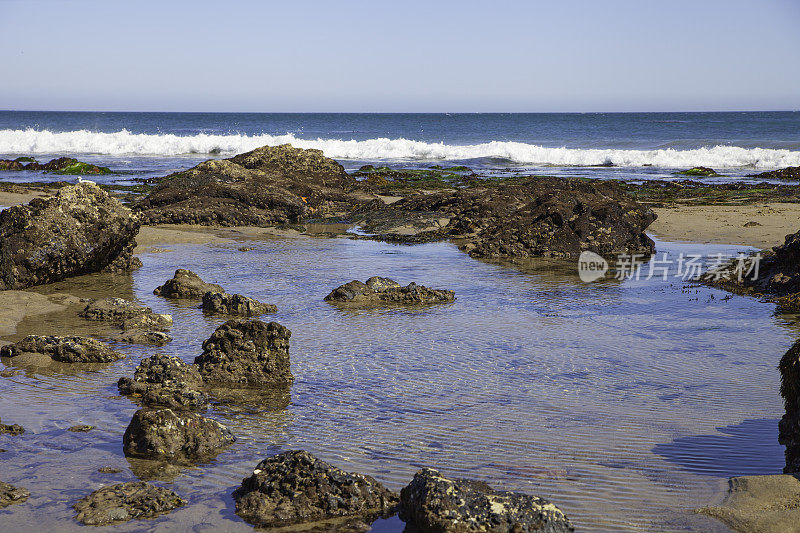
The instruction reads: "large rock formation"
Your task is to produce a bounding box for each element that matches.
[232,450,398,529]
[73,482,185,525]
[153,269,223,299]
[194,319,293,387]
[117,354,208,410]
[780,340,800,473]
[0,335,124,363]
[201,291,278,316]
[123,408,235,462]
[0,182,140,290]
[0,156,111,175]
[399,468,574,532]
[0,481,30,508]
[324,276,455,305]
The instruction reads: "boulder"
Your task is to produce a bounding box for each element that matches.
[0,481,30,508]
[780,340,800,472]
[117,354,208,410]
[73,481,185,525]
[123,408,235,462]
[675,166,721,177]
[194,319,293,387]
[0,182,140,290]
[399,468,574,533]
[232,450,398,529]
[79,298,172,331]
[153,269,223,299]
[0,335,124,363]
[324,277,455,305]
[201,291,278,316]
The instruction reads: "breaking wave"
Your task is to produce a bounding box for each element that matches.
[1,128,799,169]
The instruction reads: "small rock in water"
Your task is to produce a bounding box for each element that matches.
[0,481,30,508]
[0,335,124,363]
[201,291,278,316]
[238,246,255,252]
[399,468,574,532]
[73,481,185,525]
[68,425,95,432]
[232,450,398,529]
[153,269,223,299]
[0,369,22,377]
[123,408,235,462]
[79,298,173,331]
[117,354,208,410]
[97,466,122,474]
[325,276,455,305]
[116,330,172,346]
[0,417,24,436]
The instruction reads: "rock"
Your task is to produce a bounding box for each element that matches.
[780,339,800,473]
[68,425,94,432]
[0,335,124,363]
[117,354,208,410]
[747,166,800,181]
[79,297,172,331]
[0,156,110,174]
[0,417,24,435]
[115,330,172,346]
[123,408,235,462]
[97,467,122,474]
[232,450,398,529]
[201,291,278,316]
[0,481,30,508]
[399,468,574,533]
[0,182,140,290]
[675,167,721,177]
[153,269,223,299]
[324,277,455,305]
[195,319,293,387]
[73,481,185,525]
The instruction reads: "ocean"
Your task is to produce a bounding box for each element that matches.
[0,111,799,183]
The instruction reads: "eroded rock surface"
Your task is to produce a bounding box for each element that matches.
[399,468,574,533]
[0,335,124,363]
[123,408,234,462]
[0,481,30,508]
[232,450,398,529]
[154,269,223,299]
[117,354,208,410]
[201,291,278,316]
[79,298,172,331]
[195,319,293,387]
[0,183,140,290]
[325,276,455,305]
[73,481,185,525]
[780,339,800,473]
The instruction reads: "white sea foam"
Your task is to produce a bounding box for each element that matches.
[1,128,798,169]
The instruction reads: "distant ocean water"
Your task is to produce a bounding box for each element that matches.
[0,111,798,183]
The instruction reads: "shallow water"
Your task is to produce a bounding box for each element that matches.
[0,233,794,532]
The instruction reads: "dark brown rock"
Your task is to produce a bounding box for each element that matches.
[68,425,94,432]
[73,481,185,525]
[0,481,30,508]
[747,166,800,181]
[780,340,800,473]
[0,335,124,363]
[153,269,223,299]
[325,277,455,305]
[123,408,234,462]
[201,291,278,316]
[0,417,24,436]
[232,450,398,529]
[0,183,140,290]
[117,354,208,410]
[195,319,293,387]
[399,468,574,532]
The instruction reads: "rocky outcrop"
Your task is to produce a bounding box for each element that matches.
[0,182,140,290]
[0,156,111,175]
[747,166,800,181]
[780,340,800,473]
[399,468,574,533]
[325,277,455,305]
[123,408,234,462]
[232,450,398,529]
[73,481,185,525]
[0,481,30,508]
[118,354,208,410]
[154,269,223,299]
[675,166,721,177]
[201,291,278,316]
[195,319,293,387]
[0,335,124,363]
[80,298,172,331]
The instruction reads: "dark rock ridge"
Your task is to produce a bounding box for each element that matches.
[0,183,140,290]
[73,481,185,525]
[780,340,800,473]
[325,276,455,305]
[123,408,235,462]
[0,335,124,363]
[195,319,293,387]
[399,468,574,533]
[0,481,30,508]
[154,269,223,299]
[747,166,800,181]
[232,450,398,529]
[201,291,278,316]
[118,354,208,410]
[0,156,111,174]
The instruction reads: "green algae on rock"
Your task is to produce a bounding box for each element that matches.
[675,167,722,177]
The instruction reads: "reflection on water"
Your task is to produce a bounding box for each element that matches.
[0,234,794,532]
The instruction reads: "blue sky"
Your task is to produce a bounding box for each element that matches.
[1,0,799,112]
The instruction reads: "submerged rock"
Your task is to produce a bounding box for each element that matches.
[79,298,172,331]
[153,269,223,299]
[0,182,140,290]
[232,450,398,529]
[201,291,278,316]
[399,468,574,533]
[0,417,24,435]
[116,330,172,346]
[117,354,208,410]
[68,425,94,432]
[123,408,235,462]
[324,276,455,305]
[0,335,124,363]
[0,481,30,508]
[73,481,185,525]
[195,319,293,387]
